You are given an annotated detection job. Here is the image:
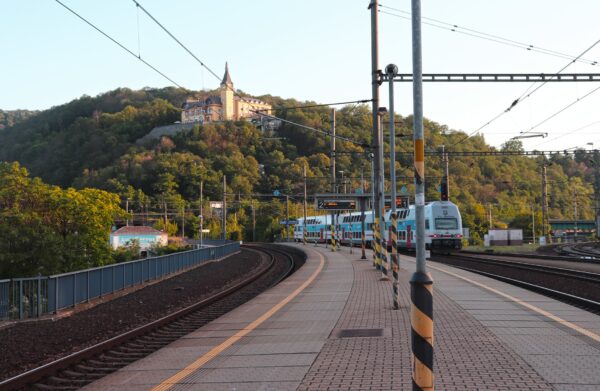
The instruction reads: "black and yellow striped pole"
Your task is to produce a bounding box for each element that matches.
[373,220,381,269]
[411,272,434,390]
[391,212,400,309]
[331,221,336,252]
[380,208,389,279]
[410,0,434,389]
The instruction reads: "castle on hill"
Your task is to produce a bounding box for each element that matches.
[181,63,272,124]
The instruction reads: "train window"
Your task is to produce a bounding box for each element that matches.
[435,218,458,229]
[425,220,429,229]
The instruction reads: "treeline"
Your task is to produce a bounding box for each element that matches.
[0,162,126,277]
[1,87,598,258]
[0,109,38,130]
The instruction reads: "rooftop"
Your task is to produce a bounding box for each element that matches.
[112,226,166,236]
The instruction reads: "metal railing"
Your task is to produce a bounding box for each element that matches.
[0,242,240,320]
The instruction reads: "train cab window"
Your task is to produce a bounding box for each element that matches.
[425,220,429,229]
[435,218,458,230]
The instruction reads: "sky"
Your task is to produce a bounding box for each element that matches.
[2,0,600,151]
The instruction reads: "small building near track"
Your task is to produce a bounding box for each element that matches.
[110,226,168,250]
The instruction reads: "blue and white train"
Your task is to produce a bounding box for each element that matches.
[294,200,463,252]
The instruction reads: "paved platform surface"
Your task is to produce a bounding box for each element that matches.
[85,244,600,390]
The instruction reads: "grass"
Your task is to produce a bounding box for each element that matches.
[462,243,540,254]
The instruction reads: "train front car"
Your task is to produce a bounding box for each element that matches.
[425,200,463,253]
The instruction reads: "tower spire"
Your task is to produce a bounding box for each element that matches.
[221,62,233,87]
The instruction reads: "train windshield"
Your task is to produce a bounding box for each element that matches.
[435,218,458,230]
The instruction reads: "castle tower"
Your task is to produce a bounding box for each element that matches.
[220,62,235,120]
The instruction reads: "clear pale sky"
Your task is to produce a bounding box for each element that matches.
[2,0,600,151]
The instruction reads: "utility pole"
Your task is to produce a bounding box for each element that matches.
[369,0,382,269]
[331,108,337,251]
[410,1,434,390]
[200,181,203,248]
[387,63,400,309]
[303,165,308,246]
[531,204,535,245]
[442,145,449,201]
[252,200,256,242]
[286,194,290,242]
[542,163,549,243]
[125,198,129,226]
[574,191,578,242]
[182,206,185,239]
[223,175,227,241]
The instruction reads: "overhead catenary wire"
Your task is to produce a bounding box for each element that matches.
[263,99,373,112]
[451,36,600,146]
[252,110,369,148]
[54,0,183,88]
[132,0,268,115]
[378,4,599,66]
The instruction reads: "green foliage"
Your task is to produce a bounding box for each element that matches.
[153,219,178,237]
[2,87,598,255]
[0,162,127,278]
[111,240,142,263]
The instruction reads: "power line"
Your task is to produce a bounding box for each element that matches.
[54,0,183,88]
[378,4,599,66]
[133,0,268,115]
[262,99,373,112]
[520,85,600,135]
[253,111,369,148]
[451,37,600,146]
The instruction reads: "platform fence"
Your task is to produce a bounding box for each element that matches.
[0,241,240,321]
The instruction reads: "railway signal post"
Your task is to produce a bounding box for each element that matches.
[410,1,434,389]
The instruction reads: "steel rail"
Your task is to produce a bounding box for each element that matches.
[436,263,600,314]
[0,245,285,390]
[450,254,600,283]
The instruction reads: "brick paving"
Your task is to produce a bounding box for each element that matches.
[298,251,554,390]
[85,244,600,390]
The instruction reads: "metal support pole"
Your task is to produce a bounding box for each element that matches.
[369,0,382,270]
[542,163,549,243]
[379,110,389,280]
[286,194,290,242]
[388,63,400,308]
[410,1,434,389]
[303,165,308,246]
[532,204,536,244]
[371,154,377,267]
[182,206,185,239]
[200,181,204,248]
[223,175,227,241]
[252,200,256,242]
[331,109,337,252]
[360,198,367,259]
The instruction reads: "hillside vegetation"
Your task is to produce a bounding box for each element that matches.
[0,87,597,253]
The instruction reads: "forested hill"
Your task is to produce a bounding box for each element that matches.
[0,109,39,130]
[0,87,597,244]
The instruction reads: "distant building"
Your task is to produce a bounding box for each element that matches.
[181,63,272,124]
[110,226,168,250]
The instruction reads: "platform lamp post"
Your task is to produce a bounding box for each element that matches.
[410,1,434,390]
[386,63,401,310]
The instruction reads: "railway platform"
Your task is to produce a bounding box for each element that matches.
[84,244,600,390]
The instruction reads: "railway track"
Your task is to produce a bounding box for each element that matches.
[1,244,301,391]
[431,253,600,314]
[556,242,600,260]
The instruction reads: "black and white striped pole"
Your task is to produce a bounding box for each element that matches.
[387,63,400,309]
[411,1,434,390]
